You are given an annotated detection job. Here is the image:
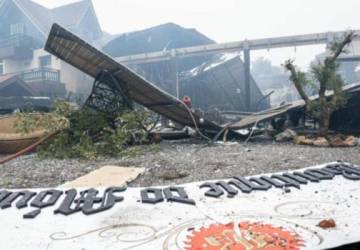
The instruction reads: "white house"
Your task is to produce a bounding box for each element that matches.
[0,0,104,97]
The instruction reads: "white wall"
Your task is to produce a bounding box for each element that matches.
[2,48,94,95]
[2,58,23,73]
[3,49,56,73]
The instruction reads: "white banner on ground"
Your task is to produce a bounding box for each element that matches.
[1,162,359,250]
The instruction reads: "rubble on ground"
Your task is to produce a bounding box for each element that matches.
[313,137,330,147]
[1,140,360,189]
[292,135,358,147]
[330,135,358,147]
[275,129,297,142]
[294,135,314,145]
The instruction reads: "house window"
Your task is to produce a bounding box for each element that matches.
[0,60,4,75]
[39,55,51,68]
[10,23,25,35]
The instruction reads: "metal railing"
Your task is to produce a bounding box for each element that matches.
[20,68,60,82]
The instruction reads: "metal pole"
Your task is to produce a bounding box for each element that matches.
[244,48,251,111]
[171,52,179,98]
[175,58,179,99]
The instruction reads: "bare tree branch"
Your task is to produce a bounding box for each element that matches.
[326,31,357,65]
[284,60,310,104]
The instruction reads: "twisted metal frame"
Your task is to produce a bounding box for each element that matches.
[84,70,133,116]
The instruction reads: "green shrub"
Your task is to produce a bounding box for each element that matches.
[16,101,153,159]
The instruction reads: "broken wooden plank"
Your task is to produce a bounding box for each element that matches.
[60,166,144,188]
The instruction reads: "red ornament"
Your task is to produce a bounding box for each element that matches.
[185,221,304,250]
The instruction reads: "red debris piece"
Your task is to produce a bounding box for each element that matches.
[318,219,336,229]
[182,96,192,108]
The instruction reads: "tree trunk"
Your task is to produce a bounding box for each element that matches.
[318,107,330,137]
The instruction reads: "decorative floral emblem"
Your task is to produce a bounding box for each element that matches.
[185,221,304,250]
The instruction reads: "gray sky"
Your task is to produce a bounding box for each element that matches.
[34,0,360,69]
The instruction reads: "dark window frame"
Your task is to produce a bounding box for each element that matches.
[39,55,52,68]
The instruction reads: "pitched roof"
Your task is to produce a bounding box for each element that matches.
[51,0,91,28]
[0,74,36,96]
[13,0,52,36]
[8,0,95,37]
[0,73,16,83]
[104,22,215,57]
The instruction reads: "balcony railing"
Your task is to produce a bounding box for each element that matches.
[20,68,60,82]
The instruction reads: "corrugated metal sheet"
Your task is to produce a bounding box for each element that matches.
[45,23,222,131]
[180,54,269,112]
[229,82,360,130]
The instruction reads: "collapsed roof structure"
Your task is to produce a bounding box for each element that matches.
[180,53,270,112]
[229,82,360,133]
[103,23,217,97]
[45,23,360,137]
[45,23,222,133]
[103,23,269,112]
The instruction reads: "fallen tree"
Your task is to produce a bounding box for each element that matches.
[15,101,155,159]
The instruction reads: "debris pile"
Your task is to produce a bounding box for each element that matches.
[275,129,297,142]
[294,135,358,147]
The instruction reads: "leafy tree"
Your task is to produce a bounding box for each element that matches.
[284,32,356,136]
